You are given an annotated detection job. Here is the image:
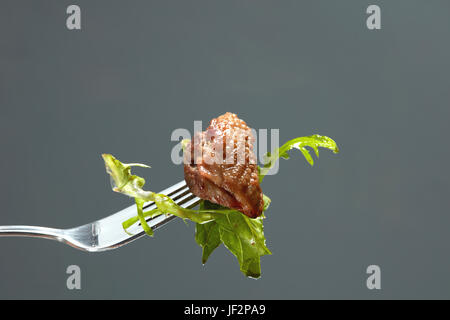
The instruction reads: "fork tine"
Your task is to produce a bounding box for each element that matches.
[139,183,192,222]
[147,196,201,231]
[142,192,197,225]
[142,181,189,210]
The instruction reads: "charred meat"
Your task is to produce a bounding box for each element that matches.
[183,112,264,218]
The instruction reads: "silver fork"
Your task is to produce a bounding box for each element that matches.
[0,181,200,252]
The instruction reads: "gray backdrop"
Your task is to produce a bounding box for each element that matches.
[1,0,449,299]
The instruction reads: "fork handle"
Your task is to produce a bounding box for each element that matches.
[0,225,65,242]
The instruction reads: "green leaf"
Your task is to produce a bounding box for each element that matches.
[196,221,221,264]
[195,201,222,264]
[195,196,272,278]
[122,208,162,235]
[262,194,271,212]
[259,134,339,182]
[103,154,236,229]
[216,211,271,278]
[135,198,153,237]
[102,154,151,199]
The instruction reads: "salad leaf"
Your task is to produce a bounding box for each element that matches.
[102,154,236,235]
[135,198,153,237]
[258,134,339,182]
[102,154,151,199]
[196,220,221,264]
[122,207,161,234]
[195,196,272,278]
[195,201,222,264]
[215,209,271,278]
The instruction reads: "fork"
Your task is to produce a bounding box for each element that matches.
[0,181,200,252]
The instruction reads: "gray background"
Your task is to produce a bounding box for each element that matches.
[0,0,449,299]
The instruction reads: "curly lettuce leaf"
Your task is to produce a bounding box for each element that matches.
[121,207,161,235]
[102,154,235,235]
[135,198,153,237]
[102,154,151,199]
[258,134,339,182]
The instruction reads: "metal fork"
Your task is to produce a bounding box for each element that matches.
[0,181,199,252]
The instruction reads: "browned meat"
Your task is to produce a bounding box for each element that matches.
[183,112,264,218]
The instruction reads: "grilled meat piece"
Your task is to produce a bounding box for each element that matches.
[183,112,264,218]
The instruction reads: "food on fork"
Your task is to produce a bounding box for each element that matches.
[102,112,339,278]
[184,112,264,218]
